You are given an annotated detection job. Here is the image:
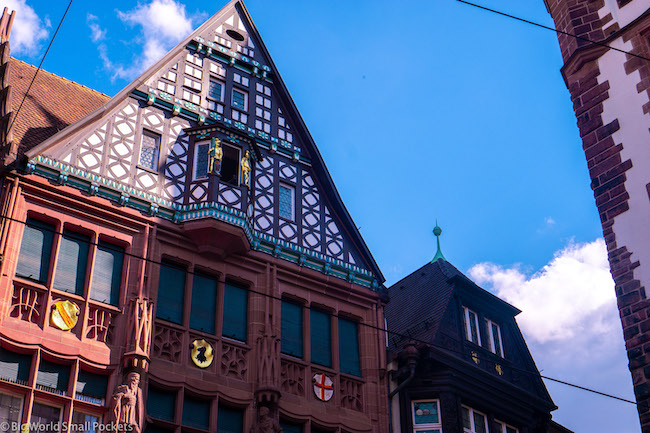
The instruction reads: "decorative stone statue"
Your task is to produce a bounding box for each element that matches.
[241,150,251,187]
[107,371,144,433]
[250,406,282,433]
[209,138,223,175]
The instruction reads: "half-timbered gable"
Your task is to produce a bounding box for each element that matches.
[24,1,379,289]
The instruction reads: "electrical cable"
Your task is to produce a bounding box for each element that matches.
[7,0,74,134]
[455,0,650,62]
[0,213,637,405]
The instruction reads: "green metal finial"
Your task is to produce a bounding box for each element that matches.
[432,221,446,262]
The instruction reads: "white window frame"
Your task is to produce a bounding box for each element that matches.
[463,307,481,346]
[193,141,210,181]
[486,319,504,357]
[411,399,442,433]
[278,183,295,221]
[495,420,518,433]
[462,406,487,433]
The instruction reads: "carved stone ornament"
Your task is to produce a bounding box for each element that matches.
[312,373,333,402]
[471,351,479,365]
[106,372,144,433]
[190,339,214,368]
[250,406,282,433]
[50,300,80,331]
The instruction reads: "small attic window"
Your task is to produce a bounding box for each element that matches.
[226,29,245,41]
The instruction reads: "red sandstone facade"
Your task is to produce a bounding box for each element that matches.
[0,2,389,432]
[545,0,650,430]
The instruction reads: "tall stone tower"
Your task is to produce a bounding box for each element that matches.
[544,0,650,430]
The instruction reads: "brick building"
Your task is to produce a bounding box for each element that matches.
[385,228,560,433]
[0,2,390,432]
[543,0,650,430]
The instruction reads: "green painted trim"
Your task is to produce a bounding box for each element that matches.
[25,157,378,290]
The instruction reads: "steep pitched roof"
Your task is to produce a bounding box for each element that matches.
[8,58,109,157]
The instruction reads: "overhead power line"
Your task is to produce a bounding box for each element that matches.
[0,213,637,406]
[7,0,74,134]
[455,0,650,63]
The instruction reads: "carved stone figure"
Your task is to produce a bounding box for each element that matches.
[209,138,223,174]
[107,372,144,433]
[250,406,282,433]
[241,150,251,187]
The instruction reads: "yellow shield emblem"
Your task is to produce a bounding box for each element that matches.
[51,300,80,331]
[190,339,214,368]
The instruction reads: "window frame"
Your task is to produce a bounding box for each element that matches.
[411,399,442,433]
[208,77,225,102]
[0,392,24,429]
[486,318,504,357]
[280,299,304,359]
[193,141,211,181]
[463,307,481,346]
[462,406,488,433]
[231,89,248,111]
[30,401,62,425]
[278,183,295,221]
[495,420,519,433]
[138,130,161,172]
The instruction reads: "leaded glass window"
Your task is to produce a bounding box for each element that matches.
[279,184,293,220]
[139,131,160,171]
[195,143,209,179]
[209,80,223,101]
[232,90,247,110]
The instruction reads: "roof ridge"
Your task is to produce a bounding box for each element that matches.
[10,57,110,99]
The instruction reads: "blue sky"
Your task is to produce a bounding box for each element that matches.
[7,0,640,431]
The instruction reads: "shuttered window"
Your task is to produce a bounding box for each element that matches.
[281,301,303,358]
[0,349,31,385]
[217,405,243,433]
[90,242,123,305]
[36,360,70,393]
[310,310,331,367]
[222,283,247,342]
[53,230,90,295]
[190,273,217,334]
[156,262,186,324]
[15,218,55,283]
[182,396,210,430]
[75,370,108,402]
[338,318,361,377]
[147,387,176,422]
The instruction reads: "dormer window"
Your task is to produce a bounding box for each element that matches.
[486,319,504,357]
[463,307,481,346]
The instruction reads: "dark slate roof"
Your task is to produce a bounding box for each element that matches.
[8,58,110,157]
[385,259,461,349]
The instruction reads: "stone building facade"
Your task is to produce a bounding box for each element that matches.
[0,2,389,432]
[543,0,650,430]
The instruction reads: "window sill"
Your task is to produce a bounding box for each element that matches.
[339,371,364,383]
[87,299,121,313]
[136,165,159,175]
[221,336,250,350]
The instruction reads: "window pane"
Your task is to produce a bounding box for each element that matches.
[413,401,439,424]
[222,283,247,342]
[473,412,487,433]
[31,402,60,426]
[279,185,293,220]
[195,143,209,179]
[156,262,186,324]
[462,407,470,429]
[75,370,108,403]
[281,301,303,358]
[469,311,478,345]
[506,427,518,433]
[182,396,210,430]
[232,90,246,110]
[36,360,69,394]
[0,394,22,430]
[16,218,54,283]
[310,310,331,367]
[72,412,100,433]
[492,323,502,357]
[147,387,175,422]
[279,421,302,433]
[338,318,361,376]
[53,230,90,295]
[0,349,31,385]
[221,145,240,186]
[217,405,243,433]
[209,80,222,100]
[90,242,123,305]
[140,131,160,170]
[190,273,217,334]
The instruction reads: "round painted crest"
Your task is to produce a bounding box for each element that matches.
[51,300,80,331]
[313,373,333,402]
[190,339,214,368]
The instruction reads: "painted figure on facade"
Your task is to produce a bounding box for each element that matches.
[250,406,282,433]
[209,137,222,175]
[107,371,144,433]
[241,150,251,187]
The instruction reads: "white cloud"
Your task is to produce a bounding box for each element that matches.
[86,14,106,43]
[5,0,49,55]
[545,216,556,226]
[469,239,616,345]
